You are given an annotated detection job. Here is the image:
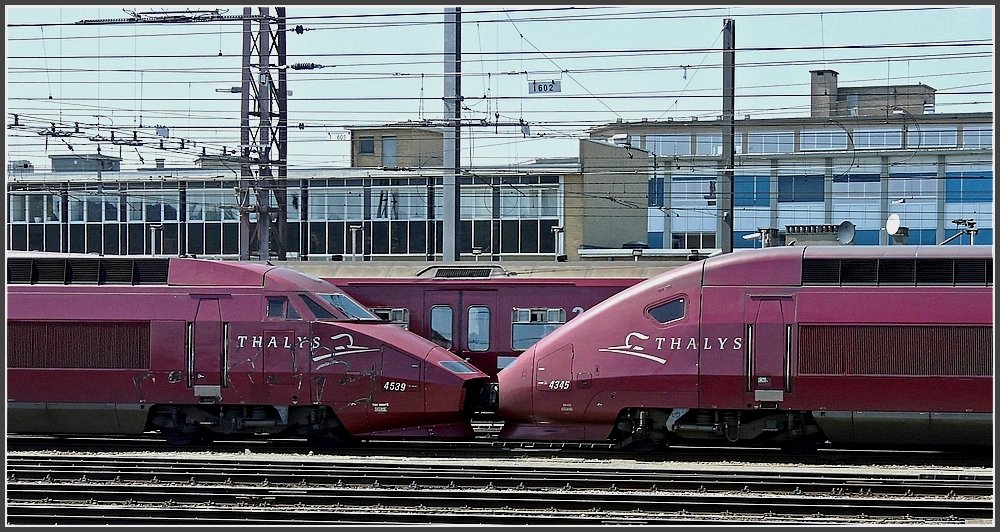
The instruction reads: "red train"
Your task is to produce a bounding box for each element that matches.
[497,245,994,451]
[280,261,685,379]
[7,253,493,444]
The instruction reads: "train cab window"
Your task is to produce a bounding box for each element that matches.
[511,307,567,350]
[318,293,379,321]
[467,306,490,352]
[299,294,336,319]
[372,308,410,330]
[430,305,453,349]
[266,297,302,320]
[649,298,685,324]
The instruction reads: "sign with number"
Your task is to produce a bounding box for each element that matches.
[528,80,561,94]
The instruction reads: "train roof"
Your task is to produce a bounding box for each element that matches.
[701,245,994,287]
[271,260,691,279]
[6,252,277,287]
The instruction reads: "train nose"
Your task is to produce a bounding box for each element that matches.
[496,345,536,423]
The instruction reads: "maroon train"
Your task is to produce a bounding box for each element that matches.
[280,261,683,380]
[6,253,492,444]
[497,245,994,451]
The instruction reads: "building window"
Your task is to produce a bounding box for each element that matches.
[648,176,665,207]
[647,134,691,156]
[312,187,365,221]
[945,171,993,204]
[734,175,770,207]
[358,136,375,155]
[778,175,824,202]
[747,131,794,154]
[800,130,849,151]
[511,308,566,350]
[696,133,722,156]
[853,128,902,149]
[911,126,958,148]
[963,125,992,149]
[381,136,397,167]
[671,232,716,250]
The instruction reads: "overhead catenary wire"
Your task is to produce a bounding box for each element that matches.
[5,6,992,173]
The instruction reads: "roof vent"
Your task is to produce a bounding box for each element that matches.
[433,267,495,278]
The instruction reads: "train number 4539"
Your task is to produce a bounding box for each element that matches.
[383,381,408,392]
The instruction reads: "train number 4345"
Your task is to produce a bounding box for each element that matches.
[547,380,570,390]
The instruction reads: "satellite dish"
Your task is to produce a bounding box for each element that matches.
[886,213,901,236]
[836,220,856,245]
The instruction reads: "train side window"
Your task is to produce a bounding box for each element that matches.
[511,307,566,350]
[430,305,453,350]
[467,305,490,352]
[373,307,410,330]
[266,297,301,320]
[649,298,685,324]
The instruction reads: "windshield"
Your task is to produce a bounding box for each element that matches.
[318,292,379,320]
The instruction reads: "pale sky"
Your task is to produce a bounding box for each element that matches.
[4,4,994,172]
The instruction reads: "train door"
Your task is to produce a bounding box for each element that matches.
[325,347,381,434]
[370,346,425,431]
[745,295,795,404]
[263,330,303,404]
[190,297,226,400]
[423,290,499,376]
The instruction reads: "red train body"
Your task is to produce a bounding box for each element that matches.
[497,245,994,451]
[282,261,684,380]
[7,254,492,444]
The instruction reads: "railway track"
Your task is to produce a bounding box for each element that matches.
[6,452,993,525]
[7,432,994,469]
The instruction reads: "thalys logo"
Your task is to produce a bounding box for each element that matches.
[600,332,744,364]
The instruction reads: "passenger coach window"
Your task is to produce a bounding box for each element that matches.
[649,298,685,324]
[467,306,490,352]
[512,308,566,350]
[430,306,453,349]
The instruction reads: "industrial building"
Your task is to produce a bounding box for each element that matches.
[6,69,993,260]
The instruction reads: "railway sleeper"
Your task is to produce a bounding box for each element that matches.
[612,408,826,453]
[147,404,347,445]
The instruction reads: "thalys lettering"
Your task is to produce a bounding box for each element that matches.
[235,332,373,353]
[600,331,743,364]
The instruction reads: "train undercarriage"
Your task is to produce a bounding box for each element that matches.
[147,404,349,445]
[610,408,826,453]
